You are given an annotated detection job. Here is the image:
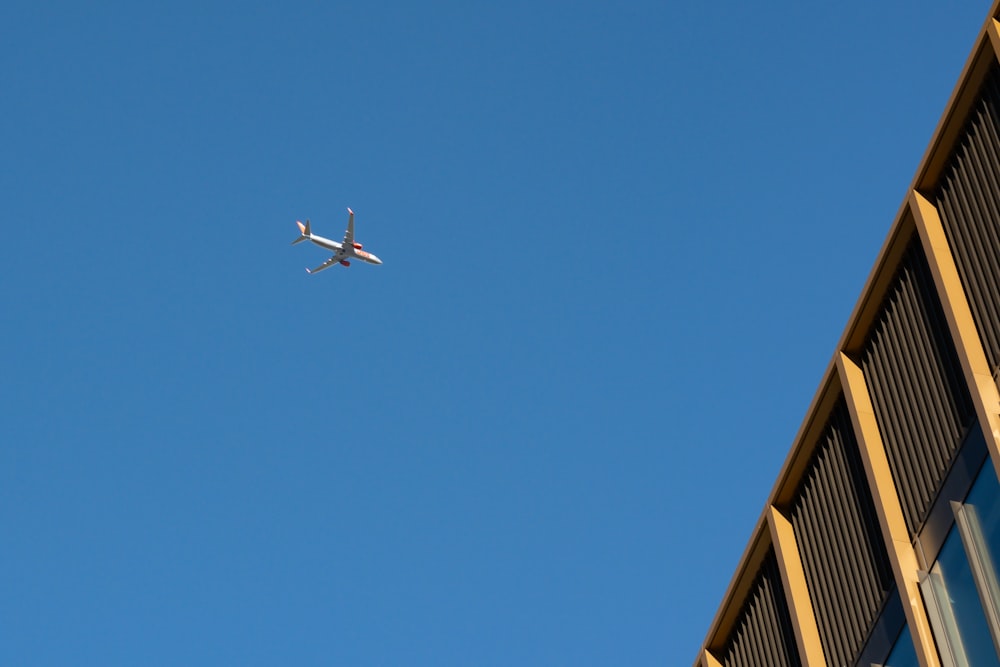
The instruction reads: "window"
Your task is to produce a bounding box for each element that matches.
[924,526,1000,665]
[883,624,917,667]
[921,463,1000,665]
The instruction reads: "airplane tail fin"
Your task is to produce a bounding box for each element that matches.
[292,219,311,245]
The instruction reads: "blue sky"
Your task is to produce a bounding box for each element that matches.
[0,1,991,664]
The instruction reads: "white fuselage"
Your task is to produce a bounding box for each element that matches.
[308,234,383,265]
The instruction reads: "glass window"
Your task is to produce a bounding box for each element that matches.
[932,526,1000,665]
[965,463,1000,573]
[926,463,1000,665]
[884,624,917,667]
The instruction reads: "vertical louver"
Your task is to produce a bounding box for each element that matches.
[720,549,801,667]
[789,398,894,667]
[860,237,976,533]
[935,61,1000,374]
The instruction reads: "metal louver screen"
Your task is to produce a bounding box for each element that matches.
[789,398,893,667]
[860,237,976,533]
[935,61,1000,374]
[720,549,801,667]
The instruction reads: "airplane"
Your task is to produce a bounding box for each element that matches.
[292,208,383,274]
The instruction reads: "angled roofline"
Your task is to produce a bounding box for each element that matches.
[695,2,1000,661]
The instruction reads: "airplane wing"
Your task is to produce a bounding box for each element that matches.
[306,252,345,274]
[342,208,355,247]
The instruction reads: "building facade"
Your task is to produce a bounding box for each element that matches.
[695,4,1000,667]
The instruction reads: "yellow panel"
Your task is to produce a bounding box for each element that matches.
[700,650,723,667]
[910,191,1000,475]
[767,507,828,667]
[837,353,941,667]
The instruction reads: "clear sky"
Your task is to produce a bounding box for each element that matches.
[0,1,992,665]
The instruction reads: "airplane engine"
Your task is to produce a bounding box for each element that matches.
[353,242,363,250]
[340,260,351,267]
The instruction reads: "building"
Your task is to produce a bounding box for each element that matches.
[695,4,1000,667]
